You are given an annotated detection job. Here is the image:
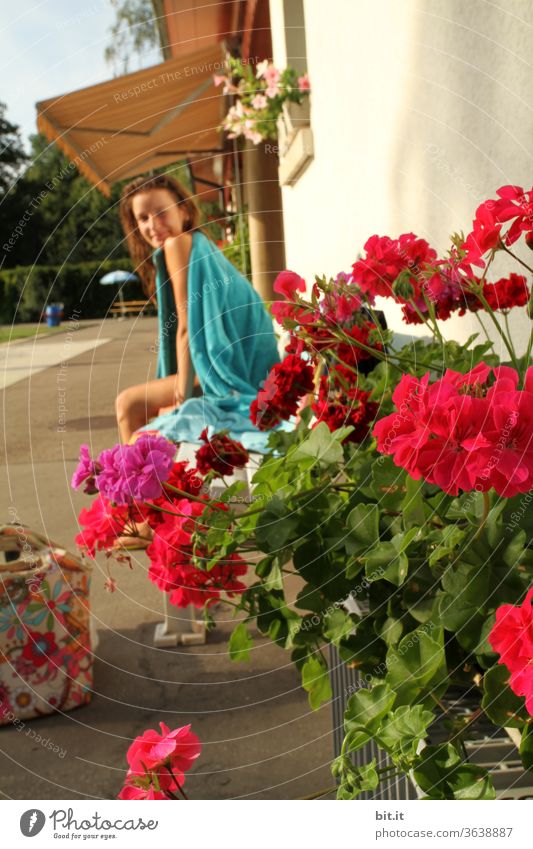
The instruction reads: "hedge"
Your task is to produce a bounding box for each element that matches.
[0,260,145,323]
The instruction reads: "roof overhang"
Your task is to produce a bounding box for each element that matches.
[36,43,228,196]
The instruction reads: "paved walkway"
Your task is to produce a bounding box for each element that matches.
[0,319,333,800]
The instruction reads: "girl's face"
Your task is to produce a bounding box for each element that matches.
[131,188,187,249]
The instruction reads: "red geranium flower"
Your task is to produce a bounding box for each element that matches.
[312,375,378,443]
[482,274,529,312]
[195,429,249,477]
[352,233,437,300]
[75,495,129,557]
[273,269,306,299]
[250,354,315,430]
[373,364,533,497]
[489,587,533,716]
[168,553,248,609]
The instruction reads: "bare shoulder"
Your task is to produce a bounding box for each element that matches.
[163,233,192,270]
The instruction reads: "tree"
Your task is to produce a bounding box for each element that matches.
[1,133,128,269]
[104,0,160,76]
[0,102,27,195]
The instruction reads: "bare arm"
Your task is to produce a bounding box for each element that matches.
[163,233,193,406]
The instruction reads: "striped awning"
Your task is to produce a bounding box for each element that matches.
[36,44,227,196]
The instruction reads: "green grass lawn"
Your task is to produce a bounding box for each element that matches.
[0,324,66,344]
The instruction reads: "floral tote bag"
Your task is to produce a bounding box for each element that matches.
[0,525,92,724]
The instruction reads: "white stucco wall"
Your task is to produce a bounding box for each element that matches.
[269,0,533,356]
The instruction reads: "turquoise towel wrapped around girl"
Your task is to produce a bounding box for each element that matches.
[116,173,285,453]
[145,230,281,452]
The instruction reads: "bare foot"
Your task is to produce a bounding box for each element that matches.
[114,521,153,551]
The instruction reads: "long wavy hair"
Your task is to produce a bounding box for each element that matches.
[120,174,201,298]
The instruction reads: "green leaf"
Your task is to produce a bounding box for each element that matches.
[485,501,507,548]
[335,758,379,799]
[378,705,434,759]
[344,682,396,734]
[263,561,284,592]
[438,561,489,650]
[413,744,495,799]
[292,421,344,467]
[228,622,254,662]
[428,525,467,567]
[401,476,426,529]
[386,625,448,706]
[520,724,533,773]
[482,664,531,727]
[371,456,406,509]
[323,609,354,646]
[363,529,418,587]
[377,616,403,646]
[301,655,332,709]
[255,496,298,552]
[345,503,380,556]
[503,529,527,568]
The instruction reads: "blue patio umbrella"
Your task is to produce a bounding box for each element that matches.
[100,270,139,285]
[100,270,139,311]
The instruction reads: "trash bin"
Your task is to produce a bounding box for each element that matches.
[44,303,63,327]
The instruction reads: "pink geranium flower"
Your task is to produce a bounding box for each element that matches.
[118,784,169,800]
[298,74,311,92]
[127,722,201,781]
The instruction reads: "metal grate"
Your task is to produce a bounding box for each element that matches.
[329,646,533,800]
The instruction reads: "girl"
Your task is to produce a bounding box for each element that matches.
[116,174,282,450]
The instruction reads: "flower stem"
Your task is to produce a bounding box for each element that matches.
[473,290,521,371]
[501,243,533,275]
[165,765,188,800]
[473,491,491,540]
[164,482,226,511]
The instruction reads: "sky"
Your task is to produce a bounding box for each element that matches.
[1,0,162,152]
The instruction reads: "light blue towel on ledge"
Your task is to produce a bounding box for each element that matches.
[141,231,287,452]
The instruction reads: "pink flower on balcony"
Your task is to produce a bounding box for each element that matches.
[298,74,311,92]
[252,93,268,110]
[264,65,281,98]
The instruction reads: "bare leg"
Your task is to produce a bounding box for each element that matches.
[115,374,180,444]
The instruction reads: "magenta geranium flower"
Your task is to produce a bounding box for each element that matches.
[71,444,101,494]
[96,435,176,505]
